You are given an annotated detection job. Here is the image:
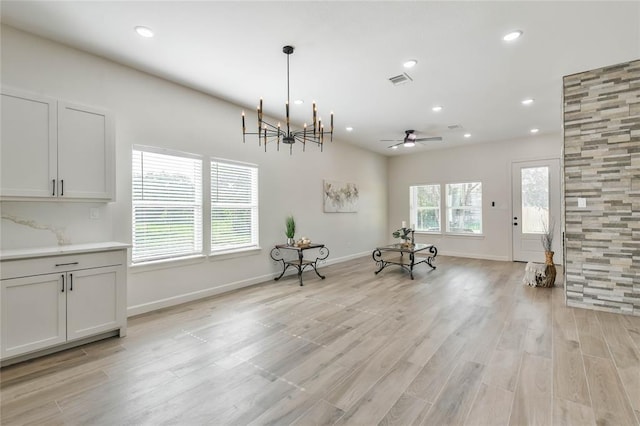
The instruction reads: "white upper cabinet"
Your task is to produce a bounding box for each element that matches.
[1,88,115,201]
[1,89,58,198]
[58,101,114,200]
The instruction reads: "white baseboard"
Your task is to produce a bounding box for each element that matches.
[437,250,510,262]
[127,250,372,317]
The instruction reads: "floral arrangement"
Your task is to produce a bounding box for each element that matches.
[393,227,413,242]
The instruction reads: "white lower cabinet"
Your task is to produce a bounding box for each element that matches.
[0,246,127,362]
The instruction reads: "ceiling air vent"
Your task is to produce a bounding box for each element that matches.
[389,73,413,86]
[447,124,463,130]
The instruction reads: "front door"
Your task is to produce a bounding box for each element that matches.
[512,159,562,263]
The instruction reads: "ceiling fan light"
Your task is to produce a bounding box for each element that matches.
[403,141,416,148]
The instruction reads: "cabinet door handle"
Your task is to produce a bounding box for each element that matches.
[61,274,65,292]
[69,273,73,291]
[52,179,56,196]
[55,262,79,267]
[60,179,64,196]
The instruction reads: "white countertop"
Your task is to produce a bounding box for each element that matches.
[1,242,130,261]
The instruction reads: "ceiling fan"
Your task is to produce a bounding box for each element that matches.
[381,130,442,149]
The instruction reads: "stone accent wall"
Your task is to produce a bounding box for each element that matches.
[563,59,640,316]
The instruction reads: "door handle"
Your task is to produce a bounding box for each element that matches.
[52,179,56,196]
[61,274,65,292]
[60,179,64,196]
[69,273,73,291]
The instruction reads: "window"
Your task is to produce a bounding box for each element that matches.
[410,185,441,232]
[211,160,258,252]
[521,166,549,234]
[446,182,482,234]
[132,147,203,263]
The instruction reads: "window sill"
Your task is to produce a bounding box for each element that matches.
[129,254,206,273]
[209,246,262,261]
[444,233,485,239]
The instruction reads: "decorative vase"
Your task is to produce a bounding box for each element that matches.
[540,250,556,288]
[545,251,554,265]
[287,237,294,246]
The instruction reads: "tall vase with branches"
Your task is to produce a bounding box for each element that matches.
[539,217,556,287]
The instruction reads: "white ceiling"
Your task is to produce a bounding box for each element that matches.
[2,1,639,156]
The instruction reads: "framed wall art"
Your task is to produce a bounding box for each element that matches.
[323,179,359,213]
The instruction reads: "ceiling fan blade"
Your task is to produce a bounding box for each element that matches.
[414,136,443,142]
[380,139,401,142]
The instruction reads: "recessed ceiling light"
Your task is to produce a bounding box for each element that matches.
[432,106,443,112]
[463,133,471,138]
[503,30,523,41]
[294,99,304,105]
[530,128,539,133]
[391,145,398,150]
[403,59,417,68]
[135,26,154,38]
[345,127,353,132]
[521,98,534,105]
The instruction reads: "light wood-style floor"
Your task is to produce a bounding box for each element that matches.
[2,255,639,425]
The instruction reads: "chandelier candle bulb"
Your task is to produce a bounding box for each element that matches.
[313,103,317,134]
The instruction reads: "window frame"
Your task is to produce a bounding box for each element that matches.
[210,157,259,255]
[445,181,483,235]
[409,184,442,233]
[409,181,484,236]
[131,145,204,264]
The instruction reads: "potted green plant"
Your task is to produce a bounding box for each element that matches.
[285,215,296,245]
[392,227,413,247]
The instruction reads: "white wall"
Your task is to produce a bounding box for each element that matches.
[388,134,562,261]
[0,26,388,314]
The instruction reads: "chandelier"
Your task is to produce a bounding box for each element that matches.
[242,45,333,154]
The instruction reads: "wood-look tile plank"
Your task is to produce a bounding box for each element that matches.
[482,349,520,392]
[552,397,596,426]
[573,307,610,359]
[509,353,552,426]
[583,354,637,426]
[335,360,421,425]
[290,399,345,426]
[378,392,430,426]
[618,314,640,351]
[553,337,590,406]
[465,383,514,426]
[405,333,466,402]
[1,369,109,422]
[596,311,640,412]
[420,360,484,425]
[325,333,414,411]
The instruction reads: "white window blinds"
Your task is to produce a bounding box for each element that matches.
[132,147,203,263]
[211,160,259,252]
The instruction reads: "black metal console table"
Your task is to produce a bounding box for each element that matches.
[270,243,329,286]
[372,243,437,280]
